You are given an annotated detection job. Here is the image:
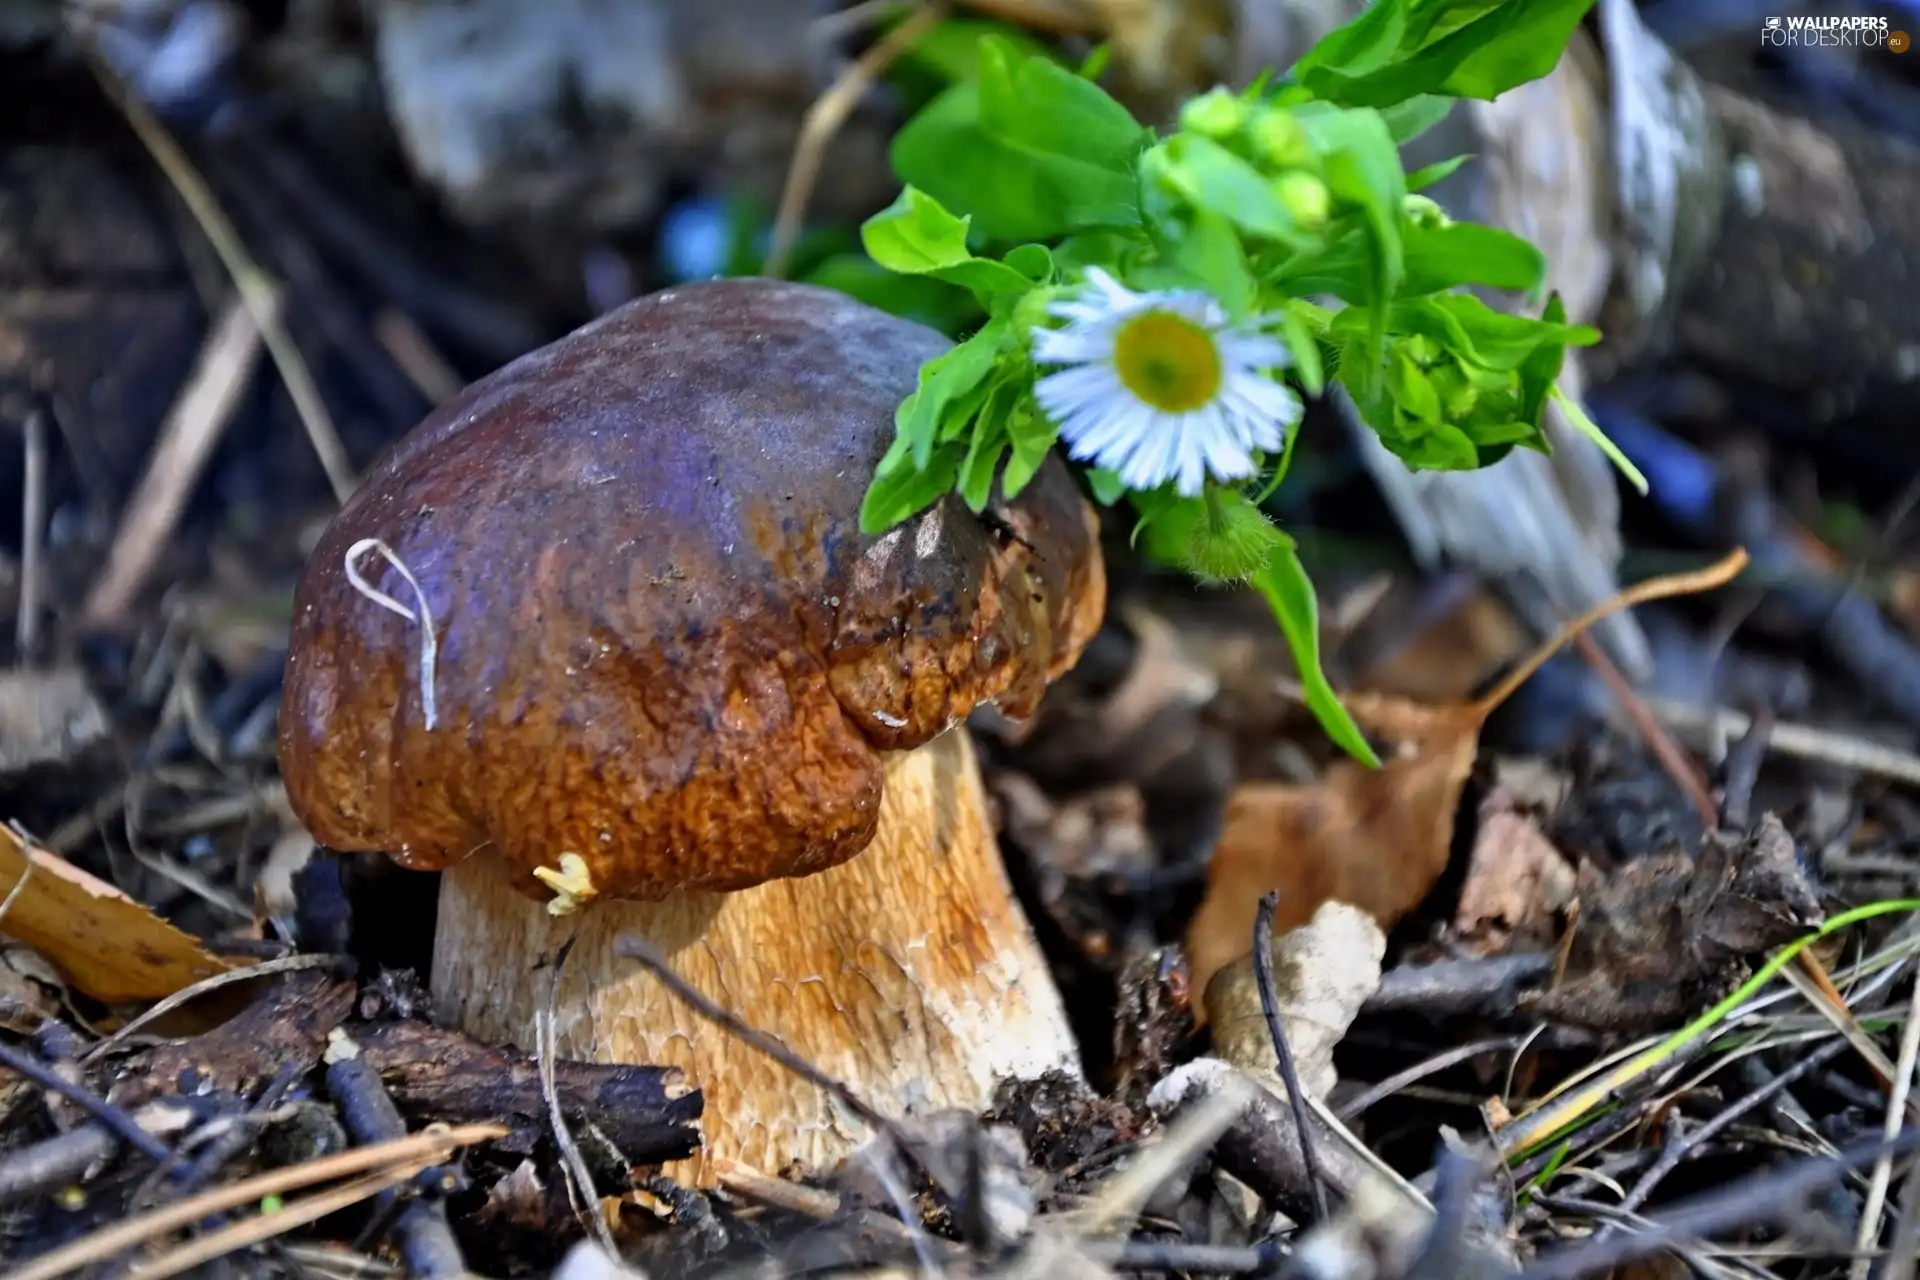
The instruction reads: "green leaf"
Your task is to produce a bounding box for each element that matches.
[977,36,1147,172]
[1167,209,1258,318]
[1003,243,1055,282]
[1383,294,1596,370]
[1515,290,1570,426]
[898,322,1008,471]
[1277,219,1544,300]
[959,423,1010,511]
[1158,135,1317,249]
[1251,548,1380,767]
[861,187,1036,303]
[1280,302,1327,396]
[1407,153,1473,191]
[1300,108,1405,368]
[890,36,1149,245]
[888,16,1053,94]
[1288,0,1420,97]
[1388,349,1443,422]
[891,80,1143,244]
[1381,94,1455,144]
[1553,385,1650,495]
[1295,0,1600,107]
[1251,405,1307,505]
[935,367,1006,441]
[1407,222,1547,293]
[1002,393,1058,497]
[860,441,965,534]
[1086,467,1128,505]
[1434,0,1600,100]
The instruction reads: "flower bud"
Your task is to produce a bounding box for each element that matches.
[1273,170,1332,229]
[1403,194,1449,228]
[1180,88,1250,141]
[1185,487,1287,584]
[1250,108,1312,169]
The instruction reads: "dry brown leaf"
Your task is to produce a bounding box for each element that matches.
[0,824,231,1003]
[1186,551,1751,1006]
[1453,788,1577,955]
[1345,583,1530,704]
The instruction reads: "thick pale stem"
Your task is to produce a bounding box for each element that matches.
[431,727,1082,1184]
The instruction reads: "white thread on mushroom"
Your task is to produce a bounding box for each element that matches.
[343,538,441,731]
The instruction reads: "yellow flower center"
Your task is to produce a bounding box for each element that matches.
[1113,311,1223,413]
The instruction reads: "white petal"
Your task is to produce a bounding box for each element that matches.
[1218,331,1294,371]
[1032,326,1115,365]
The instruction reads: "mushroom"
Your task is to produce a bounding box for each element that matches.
[277,278,1107,1182]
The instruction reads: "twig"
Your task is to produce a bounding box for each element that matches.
[1403,1147,1499,1280]
[1515,1127,1920,1280]
[143,1066,304,1210]
[542,932,620,1258]
[1363,954,1554,1019]
[0,1040,174,1165]
[235,133,543,364]
[8,1123,505,1280]
[80,295,266,627]
[1885,1152,1920,1280]
[854,1143,943,1279]
[373,310,464,404]
[1616,1037,1848,1215]
[0,846,34,930]
[711,1156,850,1220]
[1073,1069,1258,1237]
[1852,958,1920,1279]
[119,1166,429,1280]
[1094,1239,1274,1273]
[1149,1060,1422,1221]
[1647,696,1920,787]
[1574,629,1715,826]
[1715,705,1775,831]
[326,1056,470,1278]
[77,43,357,504]
[1251,891,1329,1223]
[0,1100,198,1205]
[765,2,948,278]
[343,539,440,731]
[82,953,349,1066]
[17,408,46,659]
[1337,1038,1525,1123]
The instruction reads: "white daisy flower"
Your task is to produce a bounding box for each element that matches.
[1030,268,1303,497]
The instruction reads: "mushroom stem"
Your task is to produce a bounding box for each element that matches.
[430,726,1082,1184]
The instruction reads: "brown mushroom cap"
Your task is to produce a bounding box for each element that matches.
[279,278,1105,902]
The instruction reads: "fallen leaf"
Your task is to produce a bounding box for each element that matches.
[0,949,59,1032]
[1453,789,1577,955]
[1525,812,1824,1035]
[0,824,231,1003]
[1343,581,1530,705]
[1205,900,1385,1101]
[1186,551,1751,1006]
